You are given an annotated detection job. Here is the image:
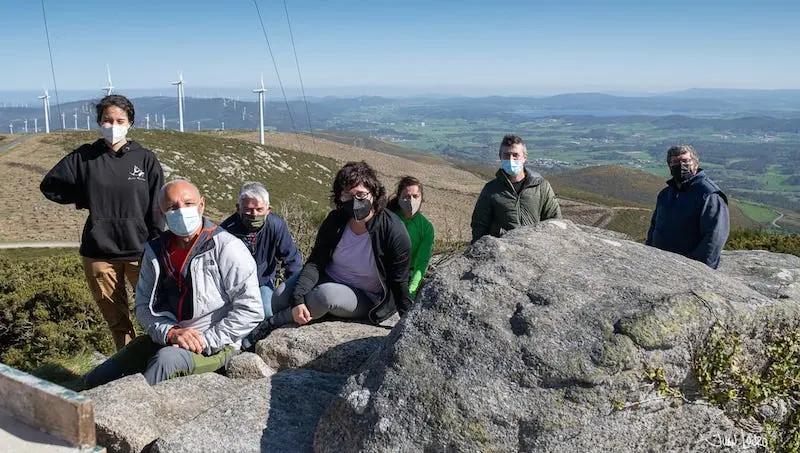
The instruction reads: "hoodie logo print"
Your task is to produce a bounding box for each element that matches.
[129,165,146,181]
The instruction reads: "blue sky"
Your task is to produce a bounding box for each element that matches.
[1,0,798,96]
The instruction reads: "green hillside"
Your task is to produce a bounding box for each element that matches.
[49,131,338,219]
[549,165,772,236]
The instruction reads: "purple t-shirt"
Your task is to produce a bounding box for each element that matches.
[326,224,383,298]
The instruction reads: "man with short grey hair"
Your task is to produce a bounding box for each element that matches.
[84,179,263,387]
[220,182,301,346]
[646,144,730,269]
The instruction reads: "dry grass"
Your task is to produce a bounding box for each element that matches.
[0,130,659,244]
[0,135,87,241]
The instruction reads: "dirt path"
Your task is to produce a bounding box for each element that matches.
[0,242,79,249]
[771,211,784,229]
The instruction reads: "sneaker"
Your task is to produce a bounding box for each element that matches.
[244,317,277,351]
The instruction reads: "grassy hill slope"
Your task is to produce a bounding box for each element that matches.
[549,165,781,237]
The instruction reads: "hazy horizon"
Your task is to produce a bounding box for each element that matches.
[2,0,798,101]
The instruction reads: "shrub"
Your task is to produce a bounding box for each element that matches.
[0,251,113,372]
[726,229,800,257]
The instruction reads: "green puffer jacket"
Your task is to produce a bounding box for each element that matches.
[470,169,562,243]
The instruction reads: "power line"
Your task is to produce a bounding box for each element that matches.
[40,0,63,129]
[251,0,300,146]
[282,0,314,143]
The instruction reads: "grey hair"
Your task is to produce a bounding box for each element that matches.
[159,178,199,205]
[238,182,270,206]
[666,144,699,165]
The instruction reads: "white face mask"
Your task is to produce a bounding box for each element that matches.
[165,206,202,237]
[100,124,129,145]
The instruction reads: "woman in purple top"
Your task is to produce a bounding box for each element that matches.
[248,161,413,344]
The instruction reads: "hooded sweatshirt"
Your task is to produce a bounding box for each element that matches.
[40,138,164,260]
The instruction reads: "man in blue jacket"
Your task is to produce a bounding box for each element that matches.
[646,144,730,269]
[220,182,302,322]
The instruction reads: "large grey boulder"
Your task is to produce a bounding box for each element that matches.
[255,320,393,375]
[151,370,346,453]
[719,249,800,302]
[226,352,276,379]
[315,220,798,452]
[84,373,248,453]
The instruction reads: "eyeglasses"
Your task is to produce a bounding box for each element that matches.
[340,191,371,202]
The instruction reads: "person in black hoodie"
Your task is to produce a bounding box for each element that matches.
[248,161,413,343]
[40,94,164,351]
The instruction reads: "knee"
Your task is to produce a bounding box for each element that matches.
[144,346,192,385]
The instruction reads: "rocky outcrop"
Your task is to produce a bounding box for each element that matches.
[315,220,798,452]
[255,320,393,375]
[151,370,345,453]
[83,221,800,453]
[86,370,345,453]
[226,352,276,379]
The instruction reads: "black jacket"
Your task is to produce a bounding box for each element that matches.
[40,139,164,260]
[292,208,413,323]
[219,212,302,288]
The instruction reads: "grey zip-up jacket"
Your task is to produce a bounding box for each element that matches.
[134,220,264,354]
[471,168,562,243]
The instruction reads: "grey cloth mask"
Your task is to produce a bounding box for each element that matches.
[399,198,421,216]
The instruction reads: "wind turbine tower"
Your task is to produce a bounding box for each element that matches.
[86,115,90,130]
[145,113,150,130]
[38,89,50,133]
[253,76,267,145]
[73,109,78,130]
[9,123,13,134]
[24,119,28,134]
[102,65,114,96]
[34,118,39,133]
[162,115,166,130]
[60,112,66,130]
[171,72,185,132]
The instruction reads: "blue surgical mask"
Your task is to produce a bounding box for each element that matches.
[501,159,525,176]
[165,206,202,237]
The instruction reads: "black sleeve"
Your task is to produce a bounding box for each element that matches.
[40,148,87,209]
[145,153,165,239]
[291,211,338,307]
[386,216,413,314]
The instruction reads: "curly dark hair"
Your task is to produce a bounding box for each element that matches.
[499,134,525,155]
[95,94,135,124]
[331,161,387,213]
[387,175,423,212]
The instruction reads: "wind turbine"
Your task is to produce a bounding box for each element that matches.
[145,113,150,130]
[196,120,200,131]
[171,72,185,132]
[61,111,66,130]
[38,89,50,133]
[102,65,114,96]
[8,123,13,134]
[162,115,166,130]
[86,115,90,130]
[34,118,39,133]
[24,119,28,134]
[253,76,267,145]
[73,109,78,130]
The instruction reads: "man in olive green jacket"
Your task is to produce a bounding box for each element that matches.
[471,135,562,243]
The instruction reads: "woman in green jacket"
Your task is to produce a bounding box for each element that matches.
[388,176,434,299]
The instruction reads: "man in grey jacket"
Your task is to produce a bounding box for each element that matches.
[85,179,264,387]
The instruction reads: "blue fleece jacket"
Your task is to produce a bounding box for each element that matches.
[646,170,730,269]
[220,212,302,288]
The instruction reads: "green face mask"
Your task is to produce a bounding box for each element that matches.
[241,213,266,231]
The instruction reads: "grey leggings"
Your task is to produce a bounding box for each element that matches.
[270,274,373,326]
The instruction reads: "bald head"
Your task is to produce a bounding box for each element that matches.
[159,179,204,214]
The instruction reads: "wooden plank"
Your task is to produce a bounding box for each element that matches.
[0,363,96,448]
